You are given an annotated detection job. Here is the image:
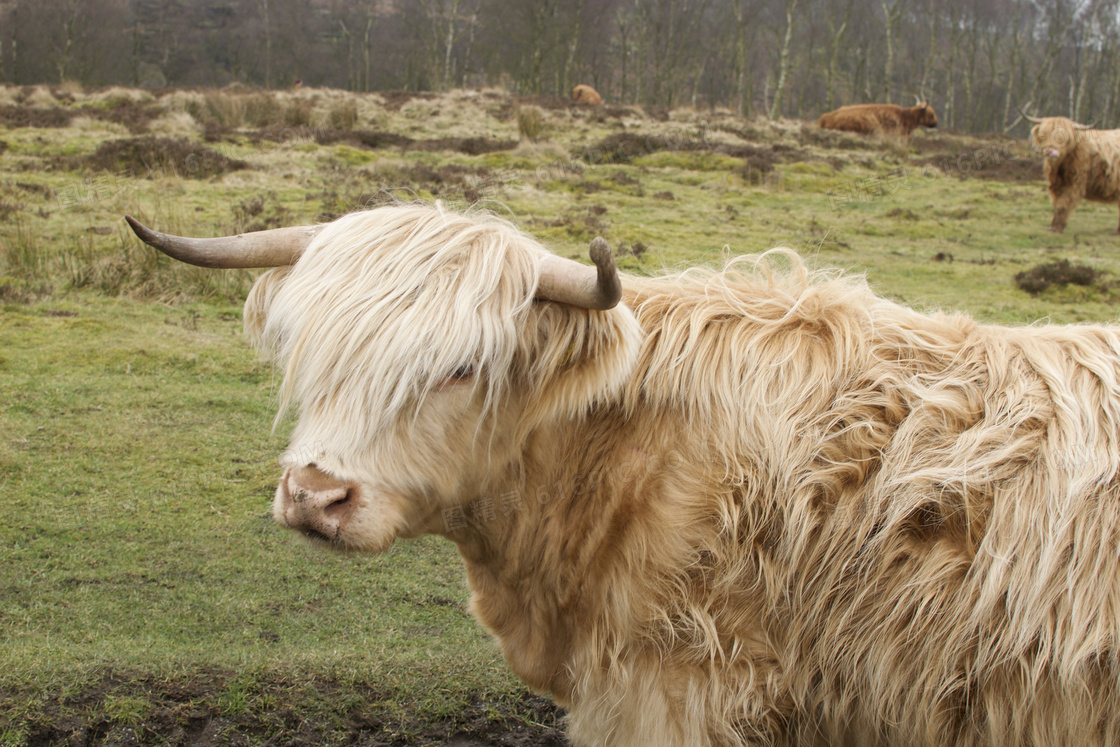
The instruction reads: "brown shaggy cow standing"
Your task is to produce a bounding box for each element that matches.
[128,204,1120,746]
[818,100,938,137]
[1026,114,1120,233]
[572,83,603,105]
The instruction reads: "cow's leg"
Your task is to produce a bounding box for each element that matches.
[1049,190,1081,233]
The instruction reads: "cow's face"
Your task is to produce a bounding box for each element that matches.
[918,102,938,128]
[1031,118,1079,160]
[244,207,640,553]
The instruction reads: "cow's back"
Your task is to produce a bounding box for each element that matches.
[819,104,900,135]
[1081,129,1120,202]
[611,264,1120,744]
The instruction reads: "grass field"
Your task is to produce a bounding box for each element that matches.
[3,84,1120,745]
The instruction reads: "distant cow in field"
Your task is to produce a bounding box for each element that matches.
[571,84,603,105]
[128,204,1120,745]
[1024,113,1120,233]
[819,99,938,137]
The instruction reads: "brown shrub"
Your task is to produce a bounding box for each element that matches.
[97,103,165,134]
[65,137,248,179]
[578,132,699,164]
[416,137,516,156]
[1014,259,1100,295]
[0,106,73,128]
[350,130,414,149]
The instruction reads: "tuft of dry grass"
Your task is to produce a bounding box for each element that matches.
[328,100,360,131]
[517,105,544,142]
[186,90,283,130]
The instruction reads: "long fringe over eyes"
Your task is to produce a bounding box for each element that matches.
[244,205,543,442]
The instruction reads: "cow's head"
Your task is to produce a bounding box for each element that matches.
[915,101,938,129]
[126,205,642,553]
[1026,115,1094,160]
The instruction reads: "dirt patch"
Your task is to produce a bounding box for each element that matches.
[256,127,414,150]
[411,137,516,156]
[0,101,162,133]
[914,151,1040,183]
[258,128,515,156]
[796,125,881,151]
[5,671,567,747]
[0,105,73,128]
[529,206,610,242]
[513,95,576,111]
[345,129,411,150]
[577,131,702,164]
[92,102,166,134]
[908,135,979,155]
[1014,259,1101,295]
[379,90,442,111]
[716,144,786,184]
[16,181,56,199]
[58,137,248,179]
[969,156,1040,182]
[315,164,493,220]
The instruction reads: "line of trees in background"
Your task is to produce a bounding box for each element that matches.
[1,0,1118,132]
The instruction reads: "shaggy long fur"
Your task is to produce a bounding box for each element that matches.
[572,84,604,105]
[818,102,938,137]
[1029,116,1120,233]
[246,204,1120,745]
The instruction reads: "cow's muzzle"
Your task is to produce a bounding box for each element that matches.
[274,465,359,543]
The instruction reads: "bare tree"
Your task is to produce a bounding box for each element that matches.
[879,0,906,101]
[823,0,855,110]
[418,0,479,90]
[767,0,799,118]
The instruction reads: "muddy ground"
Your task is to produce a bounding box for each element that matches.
[12,673,568,746]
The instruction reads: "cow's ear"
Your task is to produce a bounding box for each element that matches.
[517,301,642,423]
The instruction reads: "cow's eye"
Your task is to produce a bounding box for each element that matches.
[442,364,475,386]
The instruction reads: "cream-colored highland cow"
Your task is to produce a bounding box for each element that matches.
[127,204,1120,746]
[1026,113,1120,233]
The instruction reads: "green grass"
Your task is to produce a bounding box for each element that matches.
[0,298,523,743]
[3,84,1120,743]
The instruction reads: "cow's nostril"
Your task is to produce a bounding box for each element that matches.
[324,490,354,519]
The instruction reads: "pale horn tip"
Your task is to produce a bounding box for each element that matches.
[588,236,622,310]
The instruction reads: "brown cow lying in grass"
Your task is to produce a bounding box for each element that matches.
[127,204,1120,745]
[1025,113,1120,233]
[818,100,938,137]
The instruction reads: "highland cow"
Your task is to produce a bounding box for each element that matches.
[1025,113,1120,233]
[127,204,1120,746]
[572,84,604,105]
[818,100,938,137]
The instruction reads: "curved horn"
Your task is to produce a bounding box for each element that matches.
[536,236,621,310]
[1016,105,1043,125]
[124,215,323,268]
[1075,121,1096,130]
